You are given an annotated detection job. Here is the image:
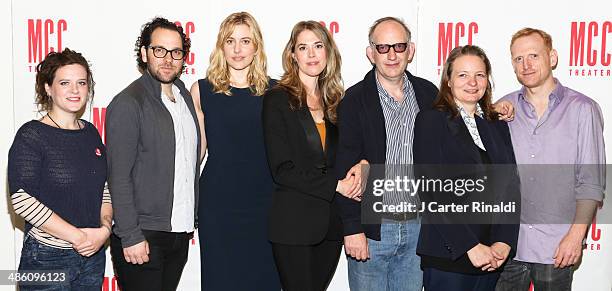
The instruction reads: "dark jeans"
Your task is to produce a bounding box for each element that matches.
[495,259,573,291]
[18,234,106,291]
[272,240,342,291]
[110,230,192,291]
[423,267,500,291]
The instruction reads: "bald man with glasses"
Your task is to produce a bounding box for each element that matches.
[335,16,438,291]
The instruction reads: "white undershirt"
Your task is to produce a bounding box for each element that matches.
[161,85,197,232]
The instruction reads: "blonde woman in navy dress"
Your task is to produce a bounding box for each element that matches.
[189,12,281,291]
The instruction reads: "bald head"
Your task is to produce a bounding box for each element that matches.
[368,17,411,44]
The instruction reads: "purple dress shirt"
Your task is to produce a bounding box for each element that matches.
[501,79,606,264]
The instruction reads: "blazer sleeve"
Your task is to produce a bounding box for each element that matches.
[262,89,337,202]
[106,94,145,248]
[334,96,367,236]
[413,111,480,260]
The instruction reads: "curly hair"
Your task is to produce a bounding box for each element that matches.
[207,12,269,96]
[278,21,343,124]
[35,48,95,112]
[434,45,497,120]
[134,17,191,73]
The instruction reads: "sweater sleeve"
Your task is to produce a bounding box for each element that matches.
[8,124,42,198]
[106,95,146,248]
[102,182,112,204]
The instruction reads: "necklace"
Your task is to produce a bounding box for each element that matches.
[46,113,81,130]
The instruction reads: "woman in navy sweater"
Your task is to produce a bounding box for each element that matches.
[8,48,111,290]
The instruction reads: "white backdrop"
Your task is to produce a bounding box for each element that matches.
[2,0,611,290]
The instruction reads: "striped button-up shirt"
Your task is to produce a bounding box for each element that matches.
[376,73,420,208]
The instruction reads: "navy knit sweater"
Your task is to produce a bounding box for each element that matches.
[8,120,107,233]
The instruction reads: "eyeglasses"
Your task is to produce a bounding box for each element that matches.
[371,42,408,54]
[147,46,186,60]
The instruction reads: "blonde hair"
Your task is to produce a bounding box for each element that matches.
[206,12,268,96]
[278,21,343,123]
[510,27,553,52]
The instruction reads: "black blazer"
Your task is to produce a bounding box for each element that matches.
[335,67,439,240]
[262,87,342,245]
[413,109,519,273]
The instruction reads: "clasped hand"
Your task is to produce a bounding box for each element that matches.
[337,160,369,201]
[72,227,111,257]
[467,242,511,272]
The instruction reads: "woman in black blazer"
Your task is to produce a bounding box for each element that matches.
[262,21,360,291]
[413,45,519,291]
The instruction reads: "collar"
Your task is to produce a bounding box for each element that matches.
[518,78,564,104]
[457,102,484,119]
[374,72,410,103]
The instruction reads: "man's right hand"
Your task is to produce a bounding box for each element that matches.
[123,240,150,265]
[344,233,369,261]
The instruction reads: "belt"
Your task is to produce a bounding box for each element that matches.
[381,212,417,222]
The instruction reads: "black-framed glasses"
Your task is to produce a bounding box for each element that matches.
[371,42,408,54]
[148,46,186,60]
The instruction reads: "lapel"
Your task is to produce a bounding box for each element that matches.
[476,118,501,163]
[362,68,387,161]
[446,115,482,163]
[325,120,338,166]
[296,107,326,168]
[405,71,430,111]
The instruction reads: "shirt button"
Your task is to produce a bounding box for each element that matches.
[530,154,535,158]
[528,225,533,229]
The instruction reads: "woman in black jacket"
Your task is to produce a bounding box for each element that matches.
[262,21,361,291]
[413,45,519,291]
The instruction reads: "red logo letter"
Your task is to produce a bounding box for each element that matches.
[591,216,601,241]
[93,107,106,144]
[28,19,43,63]
[570,22,586,66]
[438,23,453,66]
[587,21,598,66]
[602,21,611,66]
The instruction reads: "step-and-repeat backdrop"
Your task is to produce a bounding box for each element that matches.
[4,0,611,290]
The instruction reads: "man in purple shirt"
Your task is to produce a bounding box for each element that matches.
[495,28,605,290]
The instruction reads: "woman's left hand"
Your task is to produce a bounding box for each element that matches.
[75,227,111,257]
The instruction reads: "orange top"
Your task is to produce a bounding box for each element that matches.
[315,121,326,151]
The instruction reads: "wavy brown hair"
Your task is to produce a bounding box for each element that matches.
[278,21,343,123]
[207,12,269,96]
[434,45,497,120]
[35,48,95,112]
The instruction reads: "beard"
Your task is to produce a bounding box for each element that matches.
[147,62,183,84]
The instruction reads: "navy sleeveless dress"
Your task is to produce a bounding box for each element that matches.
[198,79,280,291]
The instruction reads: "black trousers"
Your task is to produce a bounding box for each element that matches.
[110,230,192,291]
[272,240,342,291]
